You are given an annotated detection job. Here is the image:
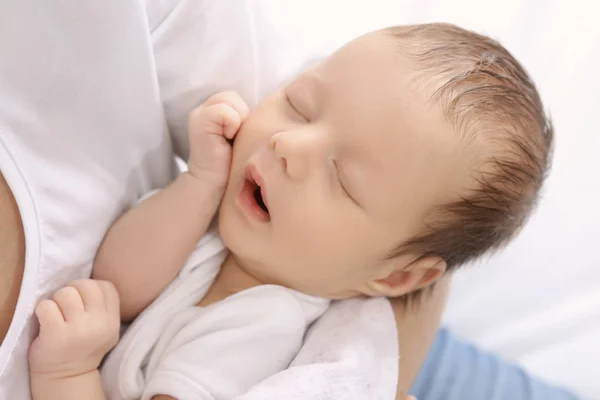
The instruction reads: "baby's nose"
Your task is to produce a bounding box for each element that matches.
[270,129,329,180]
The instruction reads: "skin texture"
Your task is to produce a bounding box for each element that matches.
[22,30,465,399]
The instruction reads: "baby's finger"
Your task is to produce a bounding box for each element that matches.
[206,103,243,140]
[51,286,85,322]
[69,279,105,313]
[203,91,249,120]
[35,299,65,330]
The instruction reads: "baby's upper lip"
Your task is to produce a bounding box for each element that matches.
[245,163,269,210]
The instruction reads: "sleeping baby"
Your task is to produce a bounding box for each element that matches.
[28,23,553,400]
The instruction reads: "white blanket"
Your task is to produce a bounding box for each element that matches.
[232,297,399,400]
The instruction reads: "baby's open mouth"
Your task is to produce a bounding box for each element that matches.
[239,164,270,222]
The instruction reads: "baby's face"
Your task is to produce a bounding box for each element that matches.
[219,31,467,298]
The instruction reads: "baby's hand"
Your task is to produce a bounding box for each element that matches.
[29,279,120,378]
[187,91,249,190]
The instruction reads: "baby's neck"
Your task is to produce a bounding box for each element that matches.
[197,254,264,307]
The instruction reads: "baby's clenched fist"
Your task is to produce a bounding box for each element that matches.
[187,91,249,190]
[29,279,120,379]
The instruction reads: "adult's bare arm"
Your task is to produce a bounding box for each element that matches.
[393,276,451,399]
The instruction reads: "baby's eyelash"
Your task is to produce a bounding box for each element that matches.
[285,92,309,122]
[331,160,354,202]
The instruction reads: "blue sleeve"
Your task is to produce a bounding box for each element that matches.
[410,328,580,400]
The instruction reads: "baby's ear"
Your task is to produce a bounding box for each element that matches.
[366,256,447,297]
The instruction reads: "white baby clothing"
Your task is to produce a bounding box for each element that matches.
[100,231,330,400]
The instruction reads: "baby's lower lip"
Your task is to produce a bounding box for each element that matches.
[237,179,271,223]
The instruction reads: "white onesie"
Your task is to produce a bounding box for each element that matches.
[100,231,329,400]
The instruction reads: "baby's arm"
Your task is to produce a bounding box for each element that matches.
[29,280,120,400]
[93,170,223,321]
[93,92,249,321]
